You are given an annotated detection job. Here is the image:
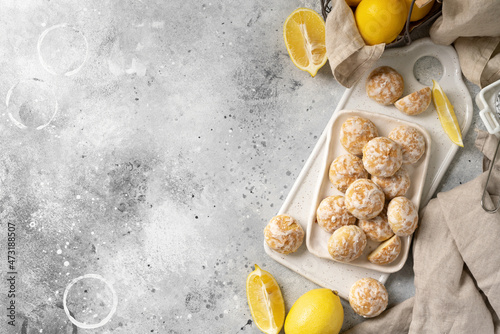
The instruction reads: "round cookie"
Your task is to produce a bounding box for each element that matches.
[349,278,389,318]
[368,235,401,265]
[327,225,367,262]
[362,137,403,177]
[366,66,404,105]
[329,154,369,193]
[358,208,394,242]
[371,167,410,200]
[388,125,426,164]
[340,116,378,156]
[316,195,357,233]
[345,179,385,220]
[264,215,304,254]
[387,197,418,237]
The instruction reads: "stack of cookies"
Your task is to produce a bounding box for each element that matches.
[318,115,426,266]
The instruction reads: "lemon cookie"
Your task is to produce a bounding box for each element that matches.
[316,195,357,233]
[362,137,403,177]
[327,225,367,262]
[329,154,369,193]
[358,208,394,242]
[387,197,418,237]
[388,125,426,164]
[264,215,304,254]
[371,167,410,200]
[395,87,432,116]
[366,66,404,105]
[340,116,379,156]
[349,278,389,318]
[345,179,385,220]
[368,235,401,265]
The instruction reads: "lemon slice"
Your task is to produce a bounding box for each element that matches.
[283,8,327,77]
[432,79,464,147]
[246,264,285,334]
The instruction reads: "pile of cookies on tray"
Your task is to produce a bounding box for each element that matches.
[323,115,426,266]
[262,65,431,318]
[262,65,430,264]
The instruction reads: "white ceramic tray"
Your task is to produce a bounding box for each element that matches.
[264,38,473,299]
[306,110,431,273]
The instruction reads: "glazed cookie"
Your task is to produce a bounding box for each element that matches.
[316,195,357,233]
[371,167,410,200]
[387,197,418,237]
[362,137,403,177]
[349,278,389,318]
[327,225,367,263]
[388,125,426,164]
[368,235,401,265]
[395,87,432,116]
[366,66,404,105]
[345,179,385,220]
[340,116,379,156]
[329,154,369,193]
[358,208,394,242]
[264,215,304,254]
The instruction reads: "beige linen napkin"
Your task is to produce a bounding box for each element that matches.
[325,0,384,88]
[326,0,500,88]
[429,0,500,88]
[345,131,500,333]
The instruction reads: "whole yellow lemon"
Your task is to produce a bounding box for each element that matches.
[355,0,408,45]
[284,288,344,334]
[345,0,362,6]
[405,0,435,21]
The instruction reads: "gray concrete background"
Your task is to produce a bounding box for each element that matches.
[0,0,484,333]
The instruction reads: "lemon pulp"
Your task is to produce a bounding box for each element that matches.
[432,79,464,147]
[283,8,327,77]
[246,265,285,334]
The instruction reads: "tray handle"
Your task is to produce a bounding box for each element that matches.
[480,108,500,135]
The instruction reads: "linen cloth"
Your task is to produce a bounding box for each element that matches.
[344,131,500,333]
[325,0,500,88]
[325,0,384,88]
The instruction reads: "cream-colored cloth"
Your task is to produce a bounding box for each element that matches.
[453,37,500,88]
[325,0,500,88]
[344,131,500,333]
[429,0,500,88]
[325,0,384,88]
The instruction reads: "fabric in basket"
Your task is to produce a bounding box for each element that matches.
[325,0,384,88]
[325,0,500,88]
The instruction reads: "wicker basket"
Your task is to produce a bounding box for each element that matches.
[320,0,443,48]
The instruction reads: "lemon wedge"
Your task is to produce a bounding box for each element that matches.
[432,79,463,147]
[283,8,327,77]
[246,264,285,334]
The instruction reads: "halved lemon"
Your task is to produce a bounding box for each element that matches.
[432,79,464,147]
[283,8,327,77]
[246,264,285,334]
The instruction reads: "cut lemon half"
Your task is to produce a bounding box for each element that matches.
[432,79,464,147]
[283,8,327,77]
[246,264,285,334]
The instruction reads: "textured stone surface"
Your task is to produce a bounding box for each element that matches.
[0,1,484,333]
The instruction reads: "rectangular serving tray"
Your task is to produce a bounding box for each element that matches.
[264,38,473,299]
[306,109,431,274]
